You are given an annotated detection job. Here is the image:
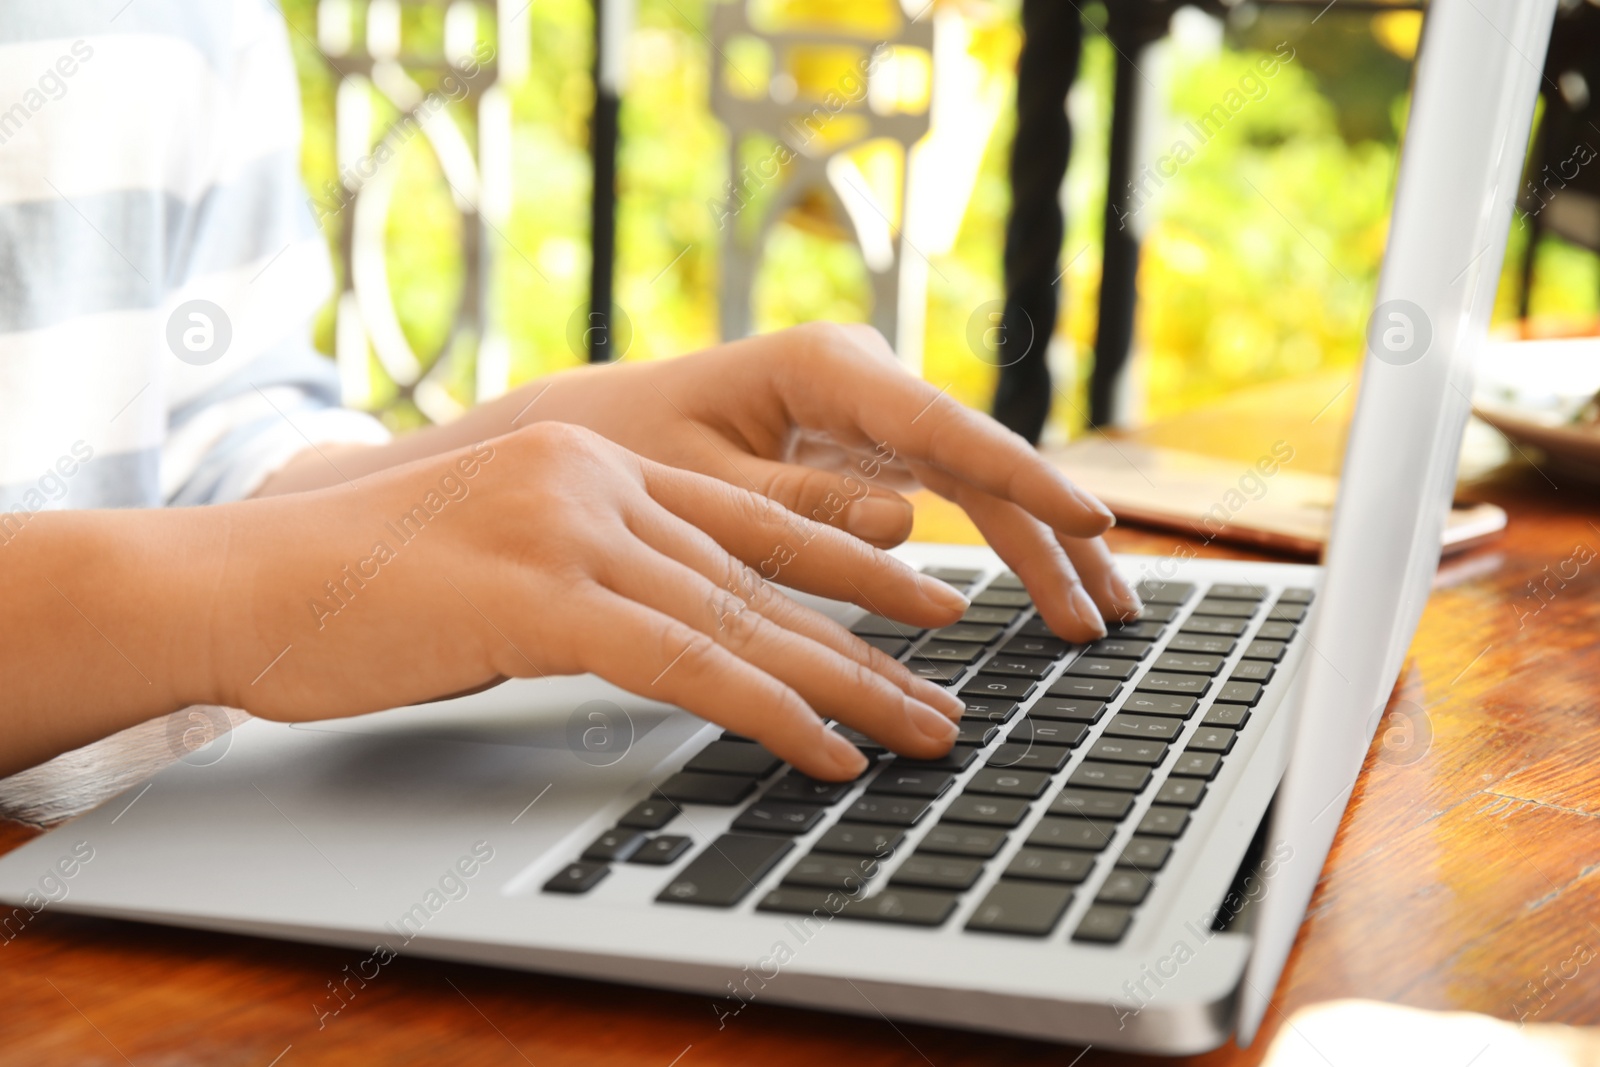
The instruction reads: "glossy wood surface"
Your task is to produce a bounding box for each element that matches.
[4,382,1599,1066]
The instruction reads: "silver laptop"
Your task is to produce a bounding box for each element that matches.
[0,0,1552,1053]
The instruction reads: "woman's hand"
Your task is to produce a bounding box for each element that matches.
[208,423,971,779]
[493,323,1140,640]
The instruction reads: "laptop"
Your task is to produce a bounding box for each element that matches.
[0,0,1553,1053]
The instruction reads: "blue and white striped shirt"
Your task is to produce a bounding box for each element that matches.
[0,0,387,526]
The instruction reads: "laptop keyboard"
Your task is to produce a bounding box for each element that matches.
[542,568,1312,945]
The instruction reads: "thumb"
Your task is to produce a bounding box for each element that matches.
[739,456,915,548]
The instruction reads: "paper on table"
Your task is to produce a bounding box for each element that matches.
[1261,1000,1600,1067]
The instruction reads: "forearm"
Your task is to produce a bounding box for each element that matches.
[0,508,223,776]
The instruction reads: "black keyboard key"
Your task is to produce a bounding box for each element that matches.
[1096,869,1154,905]
[1004,848,1095,884]
[1063,657,1138,681]
[733,801,830,835]
[1278,587,1315,604]
[1201,704,1251,729]
[1119,694,1198,718]
[891,854,985,891]
[630,834,693,865]
[781,852,881,890]
[962,606,1021,628]
[973,588,1032,609]
[1153,652,1225,676]
[1017,615,1067,640]
[1268,602,1309,622]
[831,726,888,755]
[1187,726,1238,754]
[656,772,758,806]
[987,572,1027,590]
[943,794,1031,827]
[959,695,1019,722]
[859,635,909,658]
[920,823,1008,857]
[1194,598,1258,618]
[1067,761,1152,793]
[1048,788,1135,820]
[1135,672,1212,697]
[1103,714,1184,742]
[965,767,1052,799]
[1086,638,1153,660]
[987,742,1072,773]
[1242,639,1287,662]
[955,721,999,746]
[684,741,783,778]
[1026,817,1118,851]
[966,882,1074,936]
[888,747,979,774]
[1154,778,1208,808]
[868,768,956,799]
[983,655,1055,679]
[1118,836,1173,871]
[931,623,1005,644]
[851,615,925,639]
[1046,677,1123,701]
[755,886,855,916]
[582,828,648,862]
[1136,806,1191,838]
[1086,738,1169,766]
[1073,904,1134,943]
[1218,680,1263,706]
[1166,633,1237,656]
[544,861,609,894]
[1171,751,1223,779]
[765,773,856,805]
[960,675,1037,701]
[814,823,904,856]
[656,834,794,907]
[1106,620,1165,640]
[906,659,967,684]
[915,641,984,664]
[1001,635,1070,660]
[924,566,984,586]
[1028,698,1108,723]
[1136,603,1180,622]
[1231,660,1276,684]
[1179,616,1249,637]
[1206,582,1266,601]
[618,798,678,830]
[1256,621,1298,641]
[843,795,932,827]
[839,888,960,927]
[1136,580,1194,605]
[1006,719,1088,748]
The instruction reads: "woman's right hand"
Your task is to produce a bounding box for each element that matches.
[202,422,971,780]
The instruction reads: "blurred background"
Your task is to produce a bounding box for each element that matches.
[278,0,1600,439]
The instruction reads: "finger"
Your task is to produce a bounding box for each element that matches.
[625,496,965,720]
[776,324,1115,538]
[597,529,962,761]
[1057,528,1142,622]
[734,453,915,549]
[914,461,1108,642]
[577,587,869,780]
[640,459,966,628]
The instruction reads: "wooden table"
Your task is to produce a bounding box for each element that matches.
[5,382,1599,1066]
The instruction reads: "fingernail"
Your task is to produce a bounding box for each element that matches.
[907,697,960,744]
[844,494,914,542]
[1070,585,1108,639]
[822,728,870,776]
[909,678,965,719]
[1110,572,1143,616]
[918,575,970,615]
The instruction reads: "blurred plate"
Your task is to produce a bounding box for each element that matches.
[1473,338,1600,478]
